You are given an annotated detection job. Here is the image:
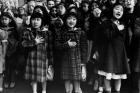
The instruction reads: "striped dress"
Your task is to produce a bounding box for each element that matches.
[22,27,53,82]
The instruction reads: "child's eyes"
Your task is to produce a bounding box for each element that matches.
[73,19,76,21]
[37,19,41,21]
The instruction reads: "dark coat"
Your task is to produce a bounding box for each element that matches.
[130,17,140,72]
[0,27,19,69]
[94,20,130,74]
[55,27,88,80]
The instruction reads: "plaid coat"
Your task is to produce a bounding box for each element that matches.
[55,27,88,80]
[22,27,53,82]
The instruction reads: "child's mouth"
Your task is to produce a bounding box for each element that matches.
[116,13,121,17]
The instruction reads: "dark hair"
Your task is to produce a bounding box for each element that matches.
[33,5,50,25]
[27,0,35,3]
[79,1,90,14]
[0,12,17,28]
[1,12,12,19]
[90,1,101,10]
[63,12,78,28]
[47,0,55,3]
[111,3,125,19]
[50,5,58,16]
[81,1,89,7]
[17,6,27,16]
[30,12,44,28]
[67,5,78,14]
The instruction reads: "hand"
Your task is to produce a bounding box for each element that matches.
[81,65,86,81]
[127,58,130,62]
[93,51,99,59]
[118,24,124,31]
[35,36,44,45]
[49,65,52,68]
[67,39,77,47]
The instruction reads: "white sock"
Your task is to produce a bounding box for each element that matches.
[32,82,37,93]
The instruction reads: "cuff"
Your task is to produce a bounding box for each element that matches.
[2,40,8,42]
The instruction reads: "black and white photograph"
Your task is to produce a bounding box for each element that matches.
[0,0,138,93]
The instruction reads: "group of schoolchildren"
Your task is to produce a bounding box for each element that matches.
[0,0,139,93]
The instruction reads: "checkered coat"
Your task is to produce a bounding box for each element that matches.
[22,27,53,82]
[55,27,88,80]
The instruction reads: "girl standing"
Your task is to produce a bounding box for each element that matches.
[55,12,87,93]
[22,12,53,93]
[0,12,9,92]
[94,3,130,93]
[0,12,19,89]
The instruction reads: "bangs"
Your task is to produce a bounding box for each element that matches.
[31,12,43,20]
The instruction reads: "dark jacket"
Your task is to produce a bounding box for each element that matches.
[94,19,130,74]
[130,17,140,72]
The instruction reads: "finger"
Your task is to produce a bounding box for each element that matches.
[39,37,44,39]
[73,42,77,46]
[39,41,44,43]
[68,39,71,42]
[40,39,45,42]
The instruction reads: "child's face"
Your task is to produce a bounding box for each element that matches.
[110,0,117,4]
[1,16,11,26]
[28,1,36,14]
[31,18,42,29]
[55,0,61,5]
[57,5,66,15]
[125,0,135,8]
[113,5,124,19]
[92,7,102,18]
[66,16,77,28]
[48,1,55,9]
[50,7,57,16]
[19,7,25,15]
[91,2,99,10]
[82,3,89,12]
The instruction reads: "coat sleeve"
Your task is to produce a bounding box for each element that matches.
[80,30,88,64]
[134,18,140,37]
[55,32,70,50]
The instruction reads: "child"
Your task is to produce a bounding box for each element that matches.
[49,6,64,81]
[0,12,19,89]
[33,5,50,26]
[79,1,90,31]
[55,12,87,93]
[129,1,140,93]
[0,12,9,92]
[22,12,53,93]
[94,3,130,93]
[23,0,36,26]
[45,0,55,13]
[87,5,103,92]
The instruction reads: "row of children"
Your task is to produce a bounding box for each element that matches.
[0,0,139,93]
